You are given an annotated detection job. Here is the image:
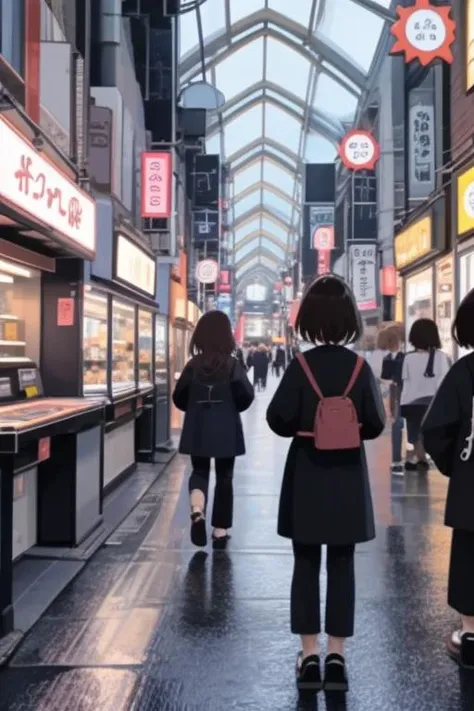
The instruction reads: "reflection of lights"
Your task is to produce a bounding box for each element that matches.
[0,274,14,283]
[0,260,31,278]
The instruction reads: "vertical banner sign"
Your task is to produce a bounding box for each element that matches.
[193,154,220,208]
[349,244,377,311]
[141,152,172,218]
[317,250,331,275]
[408,89,435,200]
[309,205,335,250]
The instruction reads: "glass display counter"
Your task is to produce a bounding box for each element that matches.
[83,288,108,394]
[112,299,136,394]
[138,309,153,389]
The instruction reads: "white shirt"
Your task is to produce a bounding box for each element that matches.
[367,349,388,380]
[401,350,450,406]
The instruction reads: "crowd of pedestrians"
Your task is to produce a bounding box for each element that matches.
[172,274,474,698]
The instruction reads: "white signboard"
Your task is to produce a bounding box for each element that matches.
[349,244,377,311]
[246,284,266,302]
[196,259,218,284]
[0,116,96,256]
[116,234,156,297]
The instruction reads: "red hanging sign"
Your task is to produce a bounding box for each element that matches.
[338,130,380,172]
[57,298,74,326]
[313,225,335,250]
[390,0,456,67]
[380,266,397,296]
[141,152,172,218]
[317,249,331,276]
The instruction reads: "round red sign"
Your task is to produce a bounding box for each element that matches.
[390,0,456,67]
[338,130,380,172]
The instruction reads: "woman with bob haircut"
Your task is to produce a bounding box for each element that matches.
[173,310,254,549]
[400,318,450,471]
[422,288,474,669]
[266,274,385,695]
[380,323,406,475]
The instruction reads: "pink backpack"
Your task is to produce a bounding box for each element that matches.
[296,352,364,450]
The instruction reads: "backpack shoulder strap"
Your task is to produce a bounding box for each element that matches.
[343,355,365,397]
[296,352,324,399]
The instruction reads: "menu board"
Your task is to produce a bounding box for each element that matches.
[18,368,42,398]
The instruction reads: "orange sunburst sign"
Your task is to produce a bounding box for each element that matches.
[390,0,456,66]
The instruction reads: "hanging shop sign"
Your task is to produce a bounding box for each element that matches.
[408,94,435,200]
[193,209,219,243]
[0,116,96,257]
[380,265,397,296]
[317,250,331,276]
[309,205,335,249]
[338,130,380,172]
[141,151,172,219]
[390,0,456,66]
[349,244,377,311]
[115,234,156,297]
[457,166,474,237]
[395,215,432,269]
[196,259,218,285]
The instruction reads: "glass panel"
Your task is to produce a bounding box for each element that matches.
[313,74,358,120]
[321,62,361,96]
[224,104,264,154]
[230,0,265,24]
[215,38,264,101]
[261,238,285,259]
[266,38,310,98]
[305,133,338,163]
[0,258,40,366]
[405,267,433,337]
[179,11,199,57]
[263,160,296,195]
[206,133,221,155]
[1,0,24,75]
[235,217,260,237]
[261,217,288,241]
[138,310,153,388]
[222,89,263,117]
[234,162,262,194]
[234,192,261,219]
[265,89,304,117]
[236,240,260,261]
[262,189,293,219]
[112,299,136,393]
[155,314,168,387]
[83,288,108,394]
[262,142,297,166]
[268,0,312,27]
[261,255,280,271]
[200,0,227,38]
[264,104,301,153]
[317,0,385,73]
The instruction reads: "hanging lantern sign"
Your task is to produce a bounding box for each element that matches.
[390,0,456,67]
[338,130,380,172]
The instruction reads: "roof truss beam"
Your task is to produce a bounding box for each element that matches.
[236,265,277,288]
[235,245,283,270]
[228,137,299,169]
[234,206,291,233]
[234,181,298,209]
[231,150,300,180]
[234,228,287,252]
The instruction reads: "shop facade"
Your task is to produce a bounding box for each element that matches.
[394,196,453,357]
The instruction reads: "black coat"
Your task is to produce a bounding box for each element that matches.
[252,350,269,379]
[172,357,254,459]
[266,345,386,546]
[422,353,474,532]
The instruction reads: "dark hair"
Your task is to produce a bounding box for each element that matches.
[408,318,441,350]
[189,310,235,375]
[295,274,362,345]
[452,288,474,348]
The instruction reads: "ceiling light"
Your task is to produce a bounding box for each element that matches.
[0,273,14,283]
[0,260,31,278]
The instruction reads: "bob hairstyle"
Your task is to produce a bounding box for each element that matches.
[295,274,362,346]
[408,317,441,350]
[377,322,404,351]
[189,310,235,373]
[452,287,474,348]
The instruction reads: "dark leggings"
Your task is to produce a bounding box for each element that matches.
[291,541,356,638]
[449,529,474,616]
[190,456,235,529]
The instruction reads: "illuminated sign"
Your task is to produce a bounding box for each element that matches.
[395,216,432,269]
[0,117,96,257]
[338,130,380,171]
[390,0,456,66]
[457,166,474,237]
[141,151,172,219]
[115,234,156,297]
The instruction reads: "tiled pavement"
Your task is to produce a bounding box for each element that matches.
[0,378,473,711]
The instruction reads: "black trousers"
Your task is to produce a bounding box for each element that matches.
[291,542,356,638]
[448,529,474,616]
[190,456,235,529]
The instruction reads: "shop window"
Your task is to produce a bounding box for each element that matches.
[0,0,24,75]
[138,310,153,387]
[0,259,40,364]
[83,288,108,393]
[468,0,474,90]
[112,299,136,393]
[405,267,433,338]
[155,315,167,386]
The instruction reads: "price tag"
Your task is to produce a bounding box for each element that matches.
[25,385,38,398]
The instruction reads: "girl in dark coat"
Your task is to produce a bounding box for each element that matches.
[252,343,269,391]
[267,275,385,694]
[422,289,474,669]
[173,311,254,549]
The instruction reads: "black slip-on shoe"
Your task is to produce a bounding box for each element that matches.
[447,630,474,669]
[324,653,349,692]
[296,652,322,694]
[190,511,207,547]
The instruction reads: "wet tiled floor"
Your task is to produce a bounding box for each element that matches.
[1,380,473,710]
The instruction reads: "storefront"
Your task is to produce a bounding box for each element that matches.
[455,164,474,357]
[0,115,103,637]
[169,277,188,431]
[394,196,449,345]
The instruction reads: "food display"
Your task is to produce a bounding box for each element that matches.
[83,289,108,390]
[112,298,136,392]
[0,397,103,432]
[138,309,153,387]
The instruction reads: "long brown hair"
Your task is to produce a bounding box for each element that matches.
[189,310,235,376]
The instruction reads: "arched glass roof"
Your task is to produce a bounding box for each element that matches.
[179,0,394,282]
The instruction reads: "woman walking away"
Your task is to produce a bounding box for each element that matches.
[400,318,450,472]
[380,323,405,476]
[252,343,269,391]
[266,275,385,696]
[422,289,474,669]
[173,311,254,549]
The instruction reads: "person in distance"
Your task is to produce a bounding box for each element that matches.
[173,311,254,549]
[266,274,385,696]
[422,289,474,669]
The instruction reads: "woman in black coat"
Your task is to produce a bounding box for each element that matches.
[422,288,474,669]
[173,311,254,549]
[267,275,385,694]
[252,343,269,390]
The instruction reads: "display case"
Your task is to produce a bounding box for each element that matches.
[0,260,41,363]
[83,288,108,394]
[112,298,136,393]
[138,309,153,389]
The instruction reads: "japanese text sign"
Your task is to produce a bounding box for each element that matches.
[339,130,380,171]
[141,152,172,219]
[57,298,75,326]
[0,117,96,257]
[349,244,377,311]
[390,0,456,66]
